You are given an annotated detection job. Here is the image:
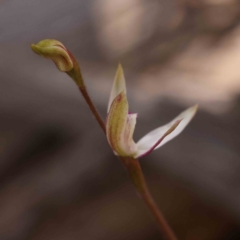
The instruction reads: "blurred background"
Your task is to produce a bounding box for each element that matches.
[1,0,240,239]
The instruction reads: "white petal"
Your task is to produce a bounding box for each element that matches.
[135,105,198,158]
[123,113,138,155]
[107,64,126,113]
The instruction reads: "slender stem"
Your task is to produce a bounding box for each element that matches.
[79,86,106,134]
[121,157,178,240]
[67,60,106,134]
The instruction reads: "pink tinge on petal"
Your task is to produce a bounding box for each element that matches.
[128,112,138,116]
[107,64,126,113]
[136,120,181,158]
[135,105,198,158]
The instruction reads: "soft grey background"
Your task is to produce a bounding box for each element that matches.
[1,0,240,239]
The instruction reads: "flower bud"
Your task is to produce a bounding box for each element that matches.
[31,39,73,72]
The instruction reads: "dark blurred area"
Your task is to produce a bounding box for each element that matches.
[1,0,240,239]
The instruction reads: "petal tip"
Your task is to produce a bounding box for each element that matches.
[107,64,127,112]
[116,64,125,86]
[192,104,198,111]
[117,63,123,71]
[190,104,198,118]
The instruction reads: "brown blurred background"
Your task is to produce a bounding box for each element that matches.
[1,0,240,239]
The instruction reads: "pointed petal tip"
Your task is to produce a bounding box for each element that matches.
[192,104,198,111]
[107,64,127,112]
[189,104,198,118]
[116,64,124,82]
[117,63,123,70]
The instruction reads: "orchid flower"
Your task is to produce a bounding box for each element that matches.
[106,65,198,159]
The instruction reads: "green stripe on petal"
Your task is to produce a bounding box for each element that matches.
[107,64,126,113]
[106,91,137,157]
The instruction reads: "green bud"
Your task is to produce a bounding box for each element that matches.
[31,39,73,72]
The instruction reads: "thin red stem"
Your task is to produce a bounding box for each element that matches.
[121,157,178,240]
[79,86,106,134]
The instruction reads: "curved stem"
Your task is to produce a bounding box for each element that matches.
[67,62,106,134]
[121,157,178,240]
[79,86,106,134]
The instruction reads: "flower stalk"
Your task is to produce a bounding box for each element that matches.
[78,86,106,133]
[69,65,106,133]
[121,157,178,240]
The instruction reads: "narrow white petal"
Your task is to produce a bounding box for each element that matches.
[107,64,126,112]
[123,113,138,155]
[135,105,198,158]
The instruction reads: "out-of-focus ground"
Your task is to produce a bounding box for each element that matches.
[1,0,240,239]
